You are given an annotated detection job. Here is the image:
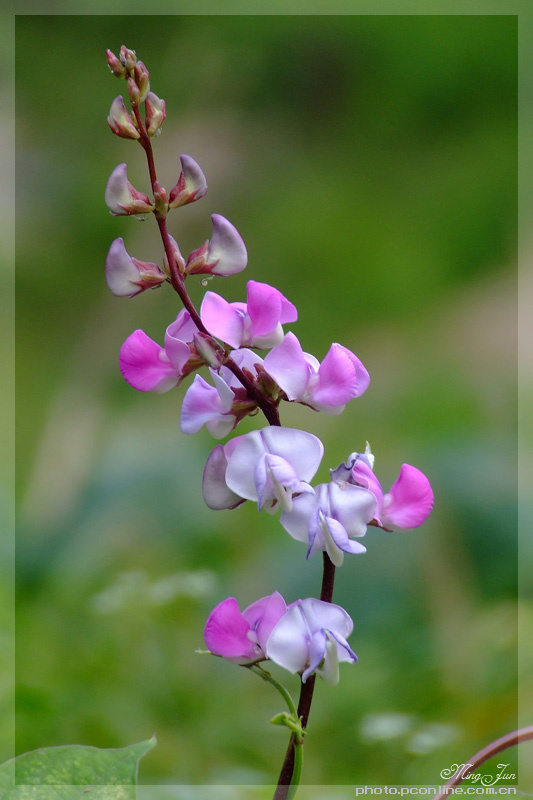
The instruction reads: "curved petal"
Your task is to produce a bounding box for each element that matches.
[180,154,208,202]
[263,333,310,400]
[328,481,377,538]
[204,598,258,663]
[312,343,359,407]
[316,631,340,685]
[105,164,132,215]
[200,292,244,349]
[349,458,384,516]
[180,375,225,435]
[258,427,324,484]
[119,329,179,393]
[340,345,370,396]
[266,604,310,674]
[242,591,287,652]
[202,445,244,510]
[299,598,354,640]
[381,464,434,529]
[280,492,318,545]
[105,238,141,297]
[207,214,248,276]
[246,281,283,337]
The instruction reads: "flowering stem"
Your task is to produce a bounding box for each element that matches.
[132,104,281,428]
[432,726,533,800]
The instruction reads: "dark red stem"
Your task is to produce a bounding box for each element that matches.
[432,726,533,800]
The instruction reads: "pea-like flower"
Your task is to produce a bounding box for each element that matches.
[107,96,140,139]
[204,591,288,665]
[266,598,357,685]
[119,310,200,392]
[264,332,369,414]
[280,480,377,566]
[180,348,264,439]
[330,446,434,530]
[200,281,297,350]
[202,426,324,512]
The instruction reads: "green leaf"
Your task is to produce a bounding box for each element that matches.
[0,737,156,800]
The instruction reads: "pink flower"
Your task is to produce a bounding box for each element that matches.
[200,281,297,349]
[119,310,200,392]
[331,447,434,530]
[264,332,369,414]
[204,592,288,665]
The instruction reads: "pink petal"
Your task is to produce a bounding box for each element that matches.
[312,343,359,407]
[200,292,244,349]
[246,281,283,337]
[119,330,179,393]
[204,598,258,663]
[207,215,248,276]
[105,238,141,297]
[381,464,434,529]
[180,154,207,201]
[340,345,370,396]
[242,592,287,652]
[180,375,227,435]
[263,333,310,400]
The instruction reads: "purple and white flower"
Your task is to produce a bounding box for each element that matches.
[266,598,357,685]
[180,348,264,439]
[202,426,324,512]
[119,309,200,392]
[200,281,297,350]
[280,480,377,566]
[331,445,434,530]
[204,591,287,665]
[264,332,370,414]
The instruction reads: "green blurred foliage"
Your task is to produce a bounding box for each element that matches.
[15,15,519,788]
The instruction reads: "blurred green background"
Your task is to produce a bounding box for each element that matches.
[15,14,521,788]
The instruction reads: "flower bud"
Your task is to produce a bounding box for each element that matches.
[134,61,150,102]
[119,45,137,72]
[145,92,166,136]
[105,164,154,216]
[127,76,141,106]
[162,234,186,276]
[193,332,225,369]
[153,181,168,215]
[107,96,139,139]
[185,214,247,276]
[106,49,127,78]
[168,155,207,208]
[105,238,166,297]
